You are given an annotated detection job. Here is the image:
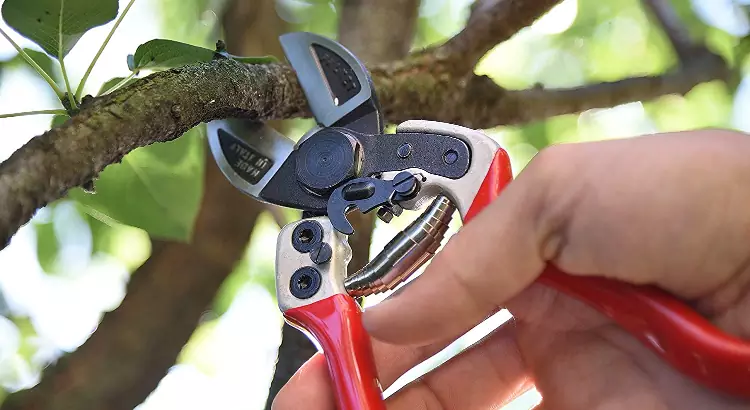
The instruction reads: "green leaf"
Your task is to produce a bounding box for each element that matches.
[129,39,277,72]
[1,0,118,58]
[130,39,216,71]
[68,126,205,242]
[97,76,135,95]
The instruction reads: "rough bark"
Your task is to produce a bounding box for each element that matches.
[1,148,264,410]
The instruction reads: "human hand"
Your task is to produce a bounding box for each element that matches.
[273,129,750,409]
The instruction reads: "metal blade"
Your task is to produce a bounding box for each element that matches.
[280,32,383,134]
[206,118,295,199]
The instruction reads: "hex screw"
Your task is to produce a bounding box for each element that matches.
[290,267,322,299]
[292,221,324,253]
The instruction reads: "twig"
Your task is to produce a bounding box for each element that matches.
[76,0,138,100]
[58,0,78,110]
[0,110,67,119]
[642,0,696,62]
[0,28,64,97]
[97,72,136,96]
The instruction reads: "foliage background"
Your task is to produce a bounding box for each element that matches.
[0,0,748,408]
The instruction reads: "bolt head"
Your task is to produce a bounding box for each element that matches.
[377,207,394,223]
[397,143,412,159]
[310,242,333,264]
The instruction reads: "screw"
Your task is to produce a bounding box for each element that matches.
[443,149,458,165]
[310,242,333,264]
[292,221,324,253]
[290,267,322,299]
[397,143,412,159]
[393,171,418,196]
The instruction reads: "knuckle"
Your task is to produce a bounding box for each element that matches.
[521,143,582,260]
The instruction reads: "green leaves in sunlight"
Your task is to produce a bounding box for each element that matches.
[128,39,277,73]
[1,0,118,58]
[68,126,206,242]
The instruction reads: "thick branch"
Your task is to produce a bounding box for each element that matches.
[0,60,306,250]
[1,150,265,410]
[338,0,420,63]
[0,47,732,249]
[387,48,731,127]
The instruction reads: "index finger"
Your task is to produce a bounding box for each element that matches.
[362,151,559,346]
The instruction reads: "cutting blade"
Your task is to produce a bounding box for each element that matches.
[206,118,295,200]
[280,31,383,134]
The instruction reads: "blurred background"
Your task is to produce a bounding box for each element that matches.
[0,0,748,408]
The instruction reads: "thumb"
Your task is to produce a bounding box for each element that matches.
[362,153,563,346]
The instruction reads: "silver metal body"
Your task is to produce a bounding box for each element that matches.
[206,118,294,200]
[381,120,501,221]
[344,195,455,296]
[276,217,352,312]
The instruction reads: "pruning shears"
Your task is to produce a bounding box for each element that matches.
[206,32,750,409]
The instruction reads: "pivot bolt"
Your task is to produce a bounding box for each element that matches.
[392,172,418,197]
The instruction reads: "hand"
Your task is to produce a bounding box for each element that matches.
[273,129,750,409]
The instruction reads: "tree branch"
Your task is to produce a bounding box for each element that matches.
[0,0,733,251]
[1,150,265,410]
[338,0,420,63]
[2,3,290,409]
[642,0,697,62]
[401,48,730,127]
[437,0,563,73]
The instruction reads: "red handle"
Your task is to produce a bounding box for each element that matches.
[466,149,750,398]
[284,294,386,410]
